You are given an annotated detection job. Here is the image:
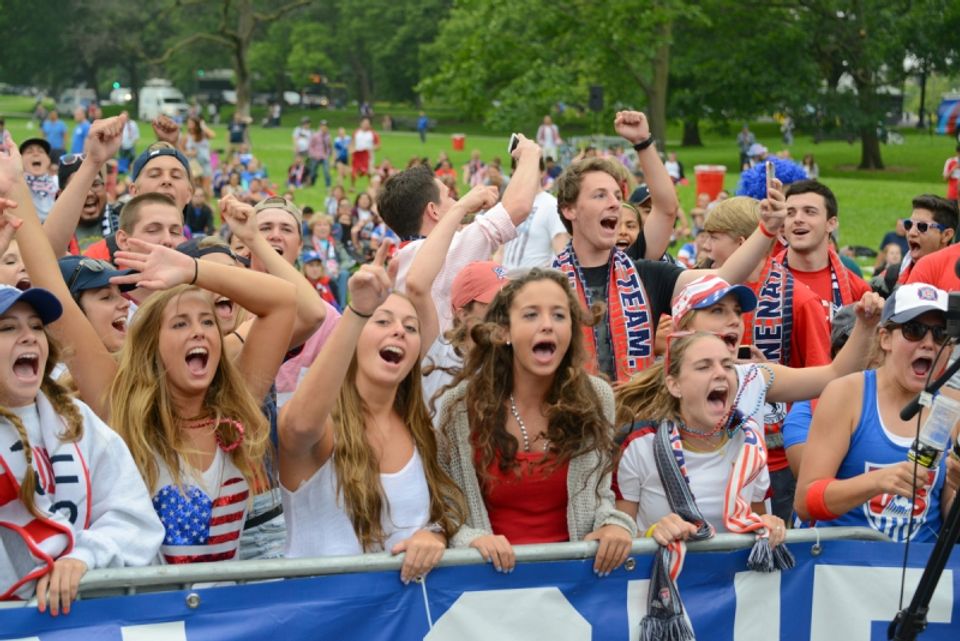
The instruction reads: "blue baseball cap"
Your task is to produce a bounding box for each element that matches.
[131,145,192,182]
[58,256,134,298]
[0,285,63,324]
[301,250,324,264]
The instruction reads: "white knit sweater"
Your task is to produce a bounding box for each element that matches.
[437,375,637,547]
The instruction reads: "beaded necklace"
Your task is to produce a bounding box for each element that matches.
[181,417,246,453]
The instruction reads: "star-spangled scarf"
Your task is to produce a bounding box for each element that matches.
[553,244,655,382]
[0,392,91,600]
[639,418,795,641]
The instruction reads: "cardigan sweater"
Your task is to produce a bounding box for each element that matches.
[437,375,637,548]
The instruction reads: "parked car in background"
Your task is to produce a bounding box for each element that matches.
[138,79,189,121]
[57,87,97,114]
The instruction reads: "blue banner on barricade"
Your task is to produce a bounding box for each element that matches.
[1,539,957,640]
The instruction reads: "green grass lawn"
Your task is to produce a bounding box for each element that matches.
[2,93,955,257]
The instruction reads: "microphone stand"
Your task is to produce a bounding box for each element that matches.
[888,342,960,640]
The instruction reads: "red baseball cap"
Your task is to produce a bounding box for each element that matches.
[451,261,509,312]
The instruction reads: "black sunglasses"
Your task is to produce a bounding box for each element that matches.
[66,258,111,292]
[902,219,946,234]
[894,320,949,345]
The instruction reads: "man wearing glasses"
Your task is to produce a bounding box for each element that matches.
[896,195,958,284]
[905,196,960,291]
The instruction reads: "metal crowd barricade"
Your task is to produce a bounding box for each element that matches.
[73,527,888,600]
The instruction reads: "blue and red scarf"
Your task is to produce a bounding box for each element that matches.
[751,257,794,365]
[554,245,654,381]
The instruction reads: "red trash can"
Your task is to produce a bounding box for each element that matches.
[694,165,727,200]
[452,133,466,151]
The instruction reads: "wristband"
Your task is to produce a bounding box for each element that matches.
[644,524,657,538]
[758,221,777,238]
[348,304,373,319]
[189,258,199,285]
[633,136,655,152]
[805,478,840,522]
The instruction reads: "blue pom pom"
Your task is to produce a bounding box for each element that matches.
[735,158,808,200]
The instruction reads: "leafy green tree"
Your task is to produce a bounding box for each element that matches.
[419,0,695,143]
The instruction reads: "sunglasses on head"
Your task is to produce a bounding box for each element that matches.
[902,219,945,234]
[66,258,111,292]
[892,320,949,345]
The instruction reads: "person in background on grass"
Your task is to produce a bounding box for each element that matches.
[351,118,379,187]
[417,111,429,143]
[308,121,332,188]
[300,250,339,310]
[334,127,351,185]
[944,143,960,205]
[801,153,819,180]
[19,138,58,223]
[185,186,215,238]
[41,111,68,160]
[795,284,959,542]
[70,108,90,156]
[287,154,307,189]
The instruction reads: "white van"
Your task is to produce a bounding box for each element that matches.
[138,79,189,121]
[56,87,97,115]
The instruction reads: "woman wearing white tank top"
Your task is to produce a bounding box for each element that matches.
[279,243,466,584]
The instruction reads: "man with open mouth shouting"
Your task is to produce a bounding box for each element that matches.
[553,111,789,383]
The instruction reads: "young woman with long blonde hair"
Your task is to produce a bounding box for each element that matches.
[279,243,466,584]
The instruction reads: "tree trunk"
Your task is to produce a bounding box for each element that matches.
[858,126,884,169]
[647,20,672,147]
[916,65,927,129]
[682,117,703,147]
[234,42,252,118]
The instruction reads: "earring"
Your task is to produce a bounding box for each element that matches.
[506,340,511,346]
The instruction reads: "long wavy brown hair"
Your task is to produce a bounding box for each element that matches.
[109,285,268,493]
[1,330,83,518]
[442,268,613,487]
[333,308,467,552]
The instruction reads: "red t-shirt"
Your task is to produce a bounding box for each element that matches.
[945,157,959,201]
[906,242,960,290]
[82,238,111,261]
[482,451,570,544]
[787,263,870,324]
[741,274,831,369]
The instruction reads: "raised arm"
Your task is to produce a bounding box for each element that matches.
[764,291,883,403]
[112,239,296,402]
[500,134,541,226]
[406,186,499,354]
[795,376,924,521]
[44,114,126,255]
[0,141,120,419]
[614,111,679,260]
[673,180,786,295]
[220,194,326,349]
[278,243,391,488]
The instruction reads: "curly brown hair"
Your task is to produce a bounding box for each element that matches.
[441,268,613,487]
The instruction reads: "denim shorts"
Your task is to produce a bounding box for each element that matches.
[239,489,287,560]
